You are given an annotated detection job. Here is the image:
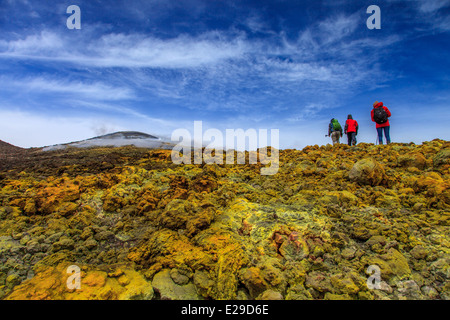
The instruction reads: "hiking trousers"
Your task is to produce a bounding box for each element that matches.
[376,126,391,144]
[331,131,341,145]
[347,132,357,146]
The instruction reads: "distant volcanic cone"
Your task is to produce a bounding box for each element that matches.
[42,131,174,151]
[0,140,24,155]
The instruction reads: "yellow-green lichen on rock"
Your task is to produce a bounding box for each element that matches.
[0,140,449,300]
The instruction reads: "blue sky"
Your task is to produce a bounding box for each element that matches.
[0,0,449,148]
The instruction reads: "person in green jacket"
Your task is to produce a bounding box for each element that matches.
[328,118,342,145]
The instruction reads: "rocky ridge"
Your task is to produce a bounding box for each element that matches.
[0,140,449,300]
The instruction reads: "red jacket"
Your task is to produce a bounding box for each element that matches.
[345,119,358,133]
[371,102,391,128]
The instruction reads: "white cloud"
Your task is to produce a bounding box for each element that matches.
[414,0,450,33]
[386,0,450,14]
[392,0,450,32]
[317,13,359,45]
[418,0,450,13]
[0,76,135,101]
[0,31,64,57]
[286,104,330,122]
[71,100,176,127]
[0,30,249,69]
[439,16,450,31]
[267,59,336,82]
[243,13,277,35]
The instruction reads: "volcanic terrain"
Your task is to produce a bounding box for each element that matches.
[0,137,449,300]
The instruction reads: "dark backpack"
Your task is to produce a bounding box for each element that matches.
[373,107,388,124]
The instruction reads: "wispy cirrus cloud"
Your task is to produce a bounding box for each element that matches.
[0,30,249,68]
[386,0,450,32]
[0,21,387,113]
[72,100,176,126]
[416,0,450,32]
[0,76,135,101]
[316,13,360,45]
[417,0,450,13]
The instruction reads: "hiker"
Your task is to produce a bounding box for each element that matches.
[328,118,342,145]
[371,101,391,144]
[344,114,358,146]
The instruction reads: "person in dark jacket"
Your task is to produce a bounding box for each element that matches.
[344,114,358,146]
[371,101,391,144]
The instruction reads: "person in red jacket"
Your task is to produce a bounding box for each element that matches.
[344,114,358,146]
[371,101,391,144]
